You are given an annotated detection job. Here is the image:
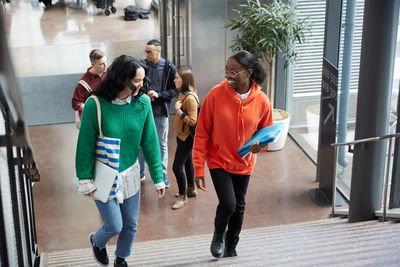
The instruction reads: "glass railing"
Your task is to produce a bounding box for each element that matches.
[0,14,41,267]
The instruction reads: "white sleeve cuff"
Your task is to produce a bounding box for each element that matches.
[154,182,165,190]
[78,179,97,194]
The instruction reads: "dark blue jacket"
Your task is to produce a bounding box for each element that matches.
[143,58,179,117]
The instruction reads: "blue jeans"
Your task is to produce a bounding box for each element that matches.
[92,189,140,258]
[138,115,169,183]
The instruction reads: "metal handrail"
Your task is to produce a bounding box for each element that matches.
[330,132,400,221]
[331,132,400,147]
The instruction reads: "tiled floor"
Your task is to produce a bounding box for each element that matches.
[4,0,333,255]
[3,0,159,77]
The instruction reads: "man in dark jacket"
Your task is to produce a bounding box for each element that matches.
[139,39,179,187]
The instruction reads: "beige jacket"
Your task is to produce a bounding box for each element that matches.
[174,90,199,141]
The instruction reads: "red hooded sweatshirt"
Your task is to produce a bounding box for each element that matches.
[193,80,273,177]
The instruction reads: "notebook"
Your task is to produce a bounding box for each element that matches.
[72,160,118,203]
[238,122,285,156]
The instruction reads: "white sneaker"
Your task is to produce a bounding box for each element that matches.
[172,194,187,210]
[140,175,146,182]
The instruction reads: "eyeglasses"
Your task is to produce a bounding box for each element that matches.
[145,49,161,55]
[224,69,248,78]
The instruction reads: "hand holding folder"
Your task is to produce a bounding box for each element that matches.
[72,160,118,203]
[238,123,285,156]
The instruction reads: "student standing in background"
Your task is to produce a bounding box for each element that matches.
[71,49,107,128]
[138,39,179,186]
[171,67,199,210]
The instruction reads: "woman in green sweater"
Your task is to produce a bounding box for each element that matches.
[75,55,165,267]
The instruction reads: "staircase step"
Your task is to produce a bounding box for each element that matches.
[44,218,400,266]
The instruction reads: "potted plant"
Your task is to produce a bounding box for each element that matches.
[226,0,309,150]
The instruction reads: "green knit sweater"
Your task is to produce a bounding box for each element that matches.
[75,95,163,184]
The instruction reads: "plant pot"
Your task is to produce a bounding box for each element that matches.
[136,0,152,10]
[306,104,320,147]
[267,109,290,151]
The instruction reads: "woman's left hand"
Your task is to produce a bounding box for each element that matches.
[249,141,267,154]
[85,191,95,199]
[156,188,165,198]
[175,101,182,111]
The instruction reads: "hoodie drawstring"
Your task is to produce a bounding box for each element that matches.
[238,102,246,141]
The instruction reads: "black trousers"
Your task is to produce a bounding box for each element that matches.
[210,168,250,238]
[172,136,195,195]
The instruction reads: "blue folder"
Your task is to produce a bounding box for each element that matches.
[237,123,285,155]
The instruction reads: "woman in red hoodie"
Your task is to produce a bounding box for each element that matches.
[193,50,273,258]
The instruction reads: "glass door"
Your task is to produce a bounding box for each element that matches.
[161,0,191,68]
[287,0,365,199]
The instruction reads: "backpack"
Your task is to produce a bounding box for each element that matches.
[124,5,140,20]
[124,5,150,21]
[181,93,200,136]
[74,80,93,130]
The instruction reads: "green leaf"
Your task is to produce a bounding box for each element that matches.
[225,0,309,69]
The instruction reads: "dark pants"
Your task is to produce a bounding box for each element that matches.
[172,136,195,195]
[210,168,250,238]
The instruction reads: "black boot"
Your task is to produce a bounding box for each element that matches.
[89,233,109,265]
[223,235,239,257]
[114,256,128,267]
[210,229,226,258]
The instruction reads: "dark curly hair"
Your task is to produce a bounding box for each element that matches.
[95,55,147,102]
